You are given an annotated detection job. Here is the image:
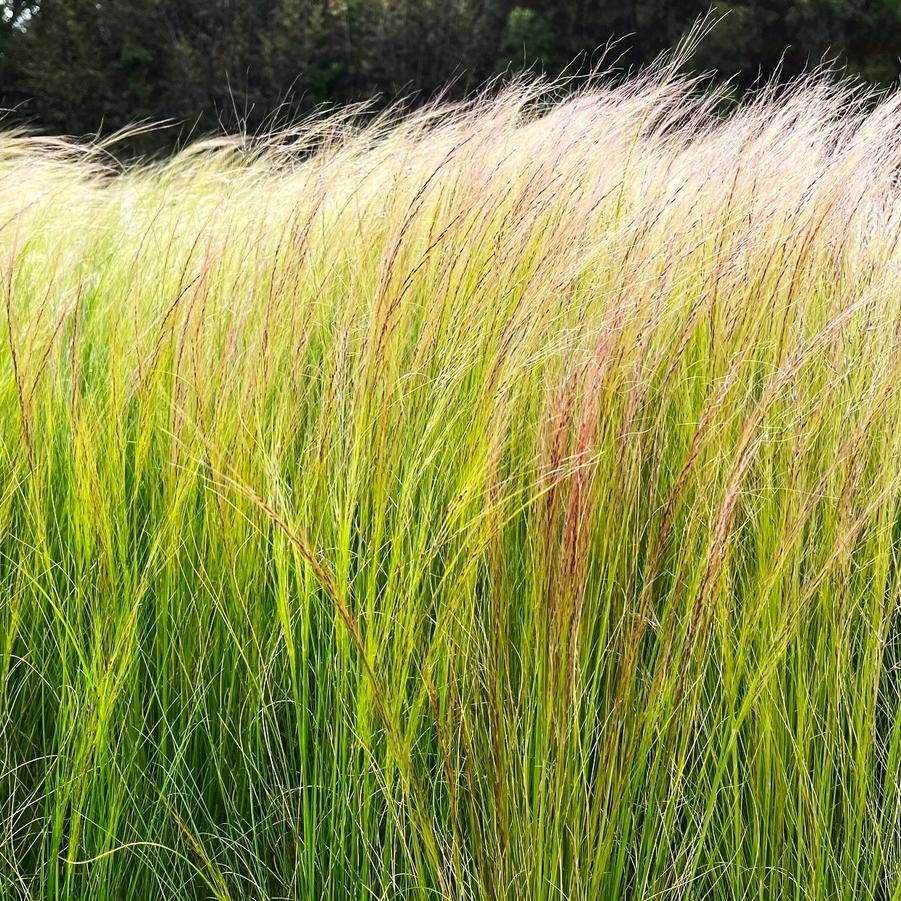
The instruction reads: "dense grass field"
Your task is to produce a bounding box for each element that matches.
[3,67,901,899]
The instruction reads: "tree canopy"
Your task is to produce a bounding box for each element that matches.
[2,0,900,152]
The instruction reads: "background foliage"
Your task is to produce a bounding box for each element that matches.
[2,0,901,152]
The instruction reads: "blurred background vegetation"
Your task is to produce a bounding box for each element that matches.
[2,0,901,153]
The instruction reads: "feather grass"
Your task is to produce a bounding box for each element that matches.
[2,67,901,899]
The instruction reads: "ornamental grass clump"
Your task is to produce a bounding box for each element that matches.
[3,66,901,899]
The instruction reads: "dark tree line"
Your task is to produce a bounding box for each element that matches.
[2,0,900,153]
